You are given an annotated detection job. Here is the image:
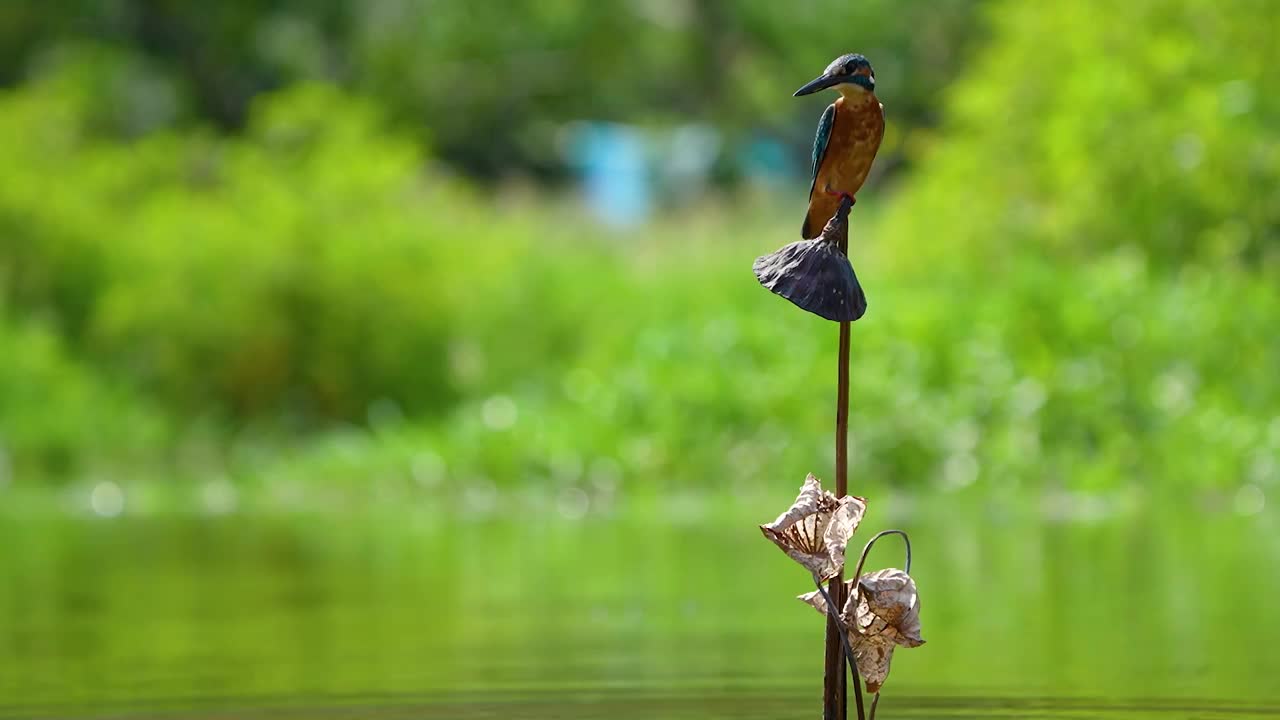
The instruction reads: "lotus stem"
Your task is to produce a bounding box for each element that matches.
[828,192,856,720]
[812,574,866,720]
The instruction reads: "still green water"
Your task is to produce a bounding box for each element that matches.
[1,494,1277,719]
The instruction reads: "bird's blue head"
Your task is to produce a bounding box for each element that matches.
[794,53,875,97]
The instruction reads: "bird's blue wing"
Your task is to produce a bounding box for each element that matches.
[808,103,836,199]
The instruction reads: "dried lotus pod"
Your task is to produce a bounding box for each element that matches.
[752,196,867,322]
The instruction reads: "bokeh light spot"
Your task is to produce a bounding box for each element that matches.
[556,487,590,520]
[411,451,447,487]
[481,395,518,430]
[1234,484,1265,516]
[200,479,238,515]
[90,481,125,518]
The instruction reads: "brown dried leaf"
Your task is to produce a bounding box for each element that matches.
[760,474,867,580]
[841,568,924,693]
[849,634,898,694]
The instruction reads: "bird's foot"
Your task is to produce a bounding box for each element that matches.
[824,190,856,205]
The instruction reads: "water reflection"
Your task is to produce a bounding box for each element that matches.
[0,499,1277,718]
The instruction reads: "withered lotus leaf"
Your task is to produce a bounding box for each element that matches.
[842,568,924,693]
[760,474,867,580]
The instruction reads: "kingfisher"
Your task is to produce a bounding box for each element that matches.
[794,53,885,239]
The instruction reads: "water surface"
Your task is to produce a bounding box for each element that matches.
[2,496,1276,718]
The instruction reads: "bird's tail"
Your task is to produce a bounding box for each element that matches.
[801,193,840,239]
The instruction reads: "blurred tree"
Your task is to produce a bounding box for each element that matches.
[347,0,985,181]
[880,0,1280,267]
[0,0,984,182]
[0,11,1277,493]
[0,0,350,127]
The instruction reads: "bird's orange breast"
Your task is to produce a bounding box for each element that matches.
[803,93,885,238]
[815,94,884,197]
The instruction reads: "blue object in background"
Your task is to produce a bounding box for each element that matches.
[660,123,720,205]
[564,122,651,228]
[738,135,791,188]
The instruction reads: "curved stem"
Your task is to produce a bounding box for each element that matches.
[813,575,866,720]
[851,529,913,585]
[869,692,880,720]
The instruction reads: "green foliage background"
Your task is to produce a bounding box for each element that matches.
[0,0,979,179]
[0,0,1276,509]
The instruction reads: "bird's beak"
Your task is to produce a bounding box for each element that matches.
[793,73,841,97]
